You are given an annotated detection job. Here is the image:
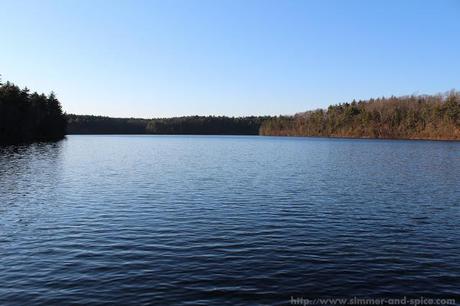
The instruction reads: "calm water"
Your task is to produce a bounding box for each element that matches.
[1,135,459,305]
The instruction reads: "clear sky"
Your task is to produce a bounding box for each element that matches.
[1,0,459,118]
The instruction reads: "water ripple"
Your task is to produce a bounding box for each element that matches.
[0,136,459,305]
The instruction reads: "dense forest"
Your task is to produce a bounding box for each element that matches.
[145,116,268,135]
[67,115,149,134]
[69,92,460,140]
[5,80,457,141]
[0,81,67,144]
[67,115,269,135]
[260,92,460,140]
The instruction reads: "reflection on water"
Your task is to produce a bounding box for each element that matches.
[0,136,459,304]
[0,141,64,232]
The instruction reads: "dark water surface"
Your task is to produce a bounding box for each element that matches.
[1,135,459,305]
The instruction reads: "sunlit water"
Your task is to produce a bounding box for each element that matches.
[1,135,459,305]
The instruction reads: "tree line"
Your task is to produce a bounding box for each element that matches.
[145,116,269,135]
[0,81,67,144]
[67,115,149,134]
[260,91,460,140]
[3,78,458,142]
[67,115,270,135]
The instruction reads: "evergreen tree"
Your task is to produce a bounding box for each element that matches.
[0,81,67,144]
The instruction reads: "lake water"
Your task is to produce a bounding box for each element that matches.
[1,135,459,305]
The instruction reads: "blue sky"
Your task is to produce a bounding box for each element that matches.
[1,0,459,118]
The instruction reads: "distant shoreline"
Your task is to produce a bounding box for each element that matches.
[64,133,460,142]
[2,78,459,144]
[67,91,460,141]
